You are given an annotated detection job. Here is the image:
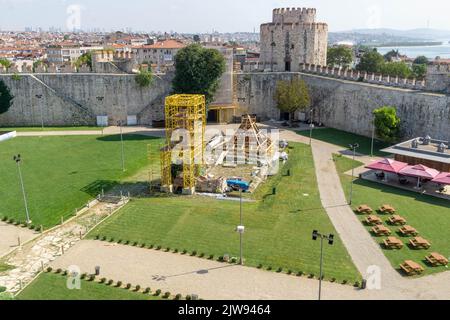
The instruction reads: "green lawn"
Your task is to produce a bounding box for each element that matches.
[0,126,102,132]
[17,272,159,300]
[0,135,161,228]
[334,154,450,276]
[89,143,361,283]
[297,128,390,156]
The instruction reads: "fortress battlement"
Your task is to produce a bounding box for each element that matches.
[272,7,316,24]
[261,22,328,32]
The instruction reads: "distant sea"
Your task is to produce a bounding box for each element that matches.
[377,40,450,59]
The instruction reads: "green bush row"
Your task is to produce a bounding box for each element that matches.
[46,267,189,299]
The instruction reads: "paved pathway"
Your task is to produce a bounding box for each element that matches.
[51,240,449,300]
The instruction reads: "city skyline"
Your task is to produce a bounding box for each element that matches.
[0,0,449,33]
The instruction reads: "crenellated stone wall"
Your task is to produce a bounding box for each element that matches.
[0,73,173,127]
[237,72,450,141]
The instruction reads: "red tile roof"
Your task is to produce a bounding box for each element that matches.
[142,40,186,50]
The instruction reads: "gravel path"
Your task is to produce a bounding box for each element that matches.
[51,240,449,300]
[0,222,38,258]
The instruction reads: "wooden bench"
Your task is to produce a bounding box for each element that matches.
[400,260,425,276]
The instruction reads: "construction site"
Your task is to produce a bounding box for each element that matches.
[156,94,286,196]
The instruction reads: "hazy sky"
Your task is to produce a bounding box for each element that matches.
[1,0,449,32]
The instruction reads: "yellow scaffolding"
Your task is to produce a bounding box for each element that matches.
[161,94,206,191]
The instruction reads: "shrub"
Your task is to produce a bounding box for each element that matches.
[95,235,100,240]
[140,243,145,248]
[8,219,14,224]
[132,242,138,247]
[148,244,154,249]
[297,271,303,277]
[62,270,68,276]
[308,274,315,279]
[156,245,162,250]
[135,285,141,292]
[182,249,187,255]
[46,267,53,273]
[257,264,263,269]
[218,256,224,261]
[287,270,292,275]
[0,286,6,293]
[100,278,107,284]
[267,266,272,271]
[124,240,130,245]
[163,292,171,299]
[1,216,7,222]
[173,249,179,253]
[109,238,114,243]
[342,280,348,285]
[208,254,214,260]
[199,253,205,258]
[191,250,197,256]
[331,278,336,283]
[29,225,35,230]
[125,283,132,289]
[80,273,87,280]
[186,295,192,301]
[230,257,237,263]
[174,294,182,300]
[116,281,123,288]
[88,275,95,282]
[107,280,114,286]
[117,239,122,244]
[135,70,154,88]
[354,281,361,288]
[101,236,107,241]
[276,267,283,273]
[154,289,161,296]
[165,247,170,252]
[55,268,62,274]
[143,287,151,294]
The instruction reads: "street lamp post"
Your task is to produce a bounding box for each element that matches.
[237,188,245,266]
[117,121,125,172]
[348,143,360,205]
[13,155,31,224]
[312,230,334,301]
[309,109,314,146]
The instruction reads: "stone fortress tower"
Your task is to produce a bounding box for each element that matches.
[259,8,328,72]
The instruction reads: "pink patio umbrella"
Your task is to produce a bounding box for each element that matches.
[399,164,441,188]
[432,172,450,185]
[365,158,408,174]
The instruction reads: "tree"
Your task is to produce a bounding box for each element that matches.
[412,64,427,79]
[0,79,13,114]
[373,106,401,143]
[327,46,353,68]
[193,35,200,43]
[172,44,226,104]
[356,50,385,73]
[380,62,412,78]
[0,59,12,70]
[414,56,429,65]
[135,69,154,88]
[74,52,93,69]
[274,78,311,125]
